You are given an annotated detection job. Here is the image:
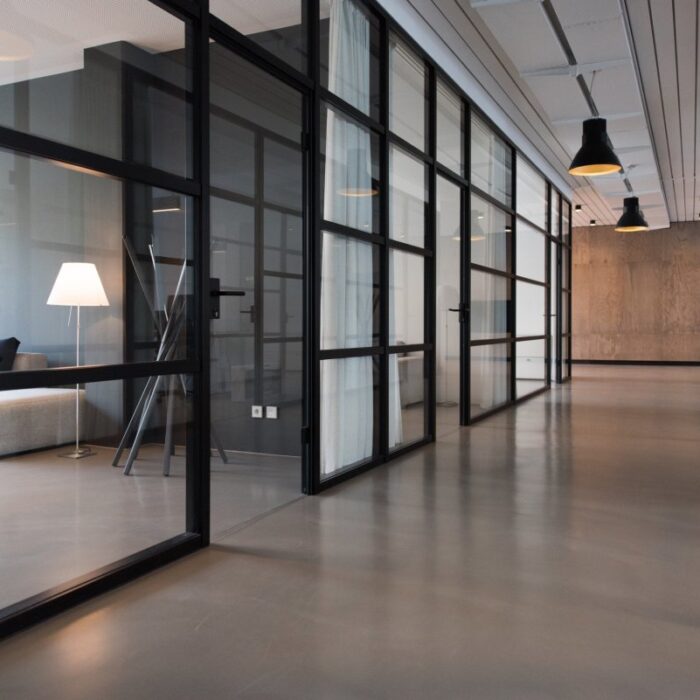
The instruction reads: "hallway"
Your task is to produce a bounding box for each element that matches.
[1,366,700,698]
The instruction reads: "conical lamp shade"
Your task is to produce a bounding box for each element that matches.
[47,263,109,307]
[614,196,648,232]
[568,118,622,176]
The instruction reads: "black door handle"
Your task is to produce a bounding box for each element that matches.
[210,277,246,319]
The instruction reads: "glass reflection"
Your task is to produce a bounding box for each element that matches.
[390,145,427,247]
[471,271,510,340]
[390,250,424,346]
[389,350,426,450]
[470,343,510,417]
[471,115,512,206]
[389,36,427,150]
[471,194,511,272]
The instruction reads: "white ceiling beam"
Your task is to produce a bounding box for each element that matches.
[521,58,631,78]
[551,111,642,125]
[615,145,651,154]
[605,188,661,197]
[470,0,541,8]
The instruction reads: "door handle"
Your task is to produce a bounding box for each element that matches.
[210,278,245,319]
[448,304,469,323]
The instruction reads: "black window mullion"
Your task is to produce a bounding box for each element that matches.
[0,126,199,197]
[379,9,390,459]
[426,62,437,441]
[509,145,517,403]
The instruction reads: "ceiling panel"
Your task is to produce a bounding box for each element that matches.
[623,0,699,223]
[475,2,567,72]
[470,0,675,228]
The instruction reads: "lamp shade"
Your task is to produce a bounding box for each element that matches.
[337,147,378,197]
[614,196,649,232]
[47,263,109,307]
[568,118,622,176]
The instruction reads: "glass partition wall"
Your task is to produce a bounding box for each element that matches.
[0,0,572,637]
[0,0,202,637]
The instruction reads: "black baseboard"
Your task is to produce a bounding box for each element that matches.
[573,359,700,367]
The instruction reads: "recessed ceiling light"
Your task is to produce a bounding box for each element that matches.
[590,219,597,226]
[0,31,33,62]
[574,204,582,211]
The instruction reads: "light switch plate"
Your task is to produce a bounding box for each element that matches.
[265,406,278,420]
[251,405,263,418]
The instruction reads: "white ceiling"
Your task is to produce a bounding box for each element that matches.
[467,0,680,229]
[0,0,185,86]
[624,0,699,224]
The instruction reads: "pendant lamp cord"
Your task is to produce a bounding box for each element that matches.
[588,70,598,98]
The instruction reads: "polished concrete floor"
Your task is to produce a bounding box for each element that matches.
[2,366,700,698]
[0,446,299,609]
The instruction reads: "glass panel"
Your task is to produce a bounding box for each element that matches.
[562,291,570,334]
[436,177,461,406]
[322,105,380,234]
[562,246,570,291]
[390,250,424,346]
[0,149,192,370]
[210,0,307,73]
[516,155,546,229]
[562,335,570,378]
[516,281,546,337]
[264,209,303,276]
[210,114,255,196]
[0,2,192,176]
[550,240,558,382]
[436,80,463,175]
[320,356,379,478]
[470,271,510,340]
[551,192,561,237]
[562,201,571,245]
[320,0,380,119]
[209,44,303,539]
[471,194,511,272]
[515,339,546,397]
[0,374,190,609]
[264,139,303,210]
[516,219,546,283]
[389,36,427,151]
[389,350,426,450]
[470,343,510,418]
[471,114,512,206]
[321,232,379,349]
[390,145,427,247]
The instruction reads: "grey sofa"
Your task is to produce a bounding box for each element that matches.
[0,353,85,456]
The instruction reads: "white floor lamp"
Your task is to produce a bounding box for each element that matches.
[47,262,109,459]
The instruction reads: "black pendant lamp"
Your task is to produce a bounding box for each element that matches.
[568,117,622,176]
[614,196,648,232]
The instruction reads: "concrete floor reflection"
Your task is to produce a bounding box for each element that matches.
[1,366,700,699]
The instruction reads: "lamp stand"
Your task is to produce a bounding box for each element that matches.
[59,304,94,459]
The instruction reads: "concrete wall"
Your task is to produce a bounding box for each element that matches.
[572,221,700,361]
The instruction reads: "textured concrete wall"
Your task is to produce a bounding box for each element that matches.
[572,221,700,361]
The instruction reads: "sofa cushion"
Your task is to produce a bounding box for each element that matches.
[0,337,20,371]
[12,353,49,371]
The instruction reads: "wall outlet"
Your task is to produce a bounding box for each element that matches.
[251,405,263,418]
[265,406,278,420]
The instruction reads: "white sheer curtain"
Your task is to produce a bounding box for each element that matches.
[320,0,374,475]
